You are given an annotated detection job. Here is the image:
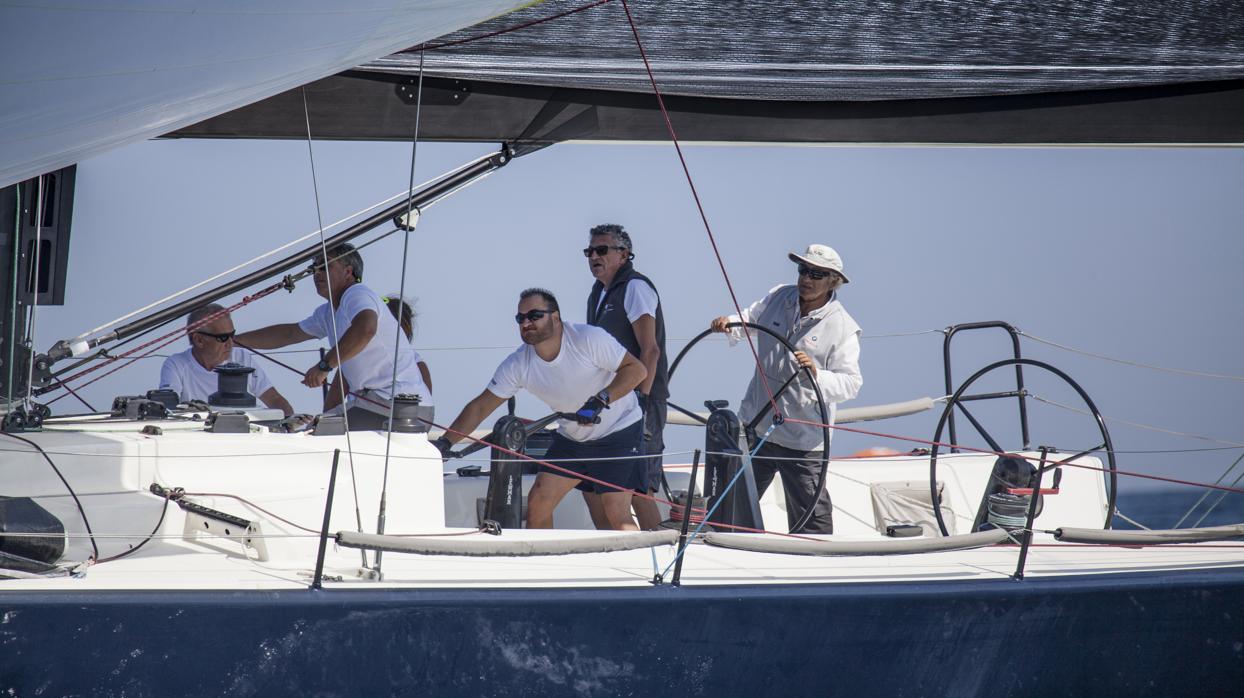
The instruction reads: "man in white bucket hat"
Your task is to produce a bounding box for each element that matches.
[709,243,863,533]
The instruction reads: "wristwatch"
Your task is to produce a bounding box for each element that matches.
[316,358,332,372]
[594,389,611,406]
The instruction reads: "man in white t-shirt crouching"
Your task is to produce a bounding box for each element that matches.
[159,304,294,416]
[236,243,432,429]
[433,288,648,531]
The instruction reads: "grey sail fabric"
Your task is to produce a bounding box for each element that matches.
[176,0,1244,145]
[363,0,1244,101]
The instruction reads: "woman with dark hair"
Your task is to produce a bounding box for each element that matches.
[383,294,433,392]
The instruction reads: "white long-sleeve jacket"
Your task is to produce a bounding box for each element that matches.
[726,284,863,451]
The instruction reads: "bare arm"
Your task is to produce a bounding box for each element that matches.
[417,361,433,393]
[603,352,647,404]
[302,309,378,388]
[631,315,660,396]
[441,389,507,445]
[259,387,294,417]
[323,373,348,412]
[236,323,313,350]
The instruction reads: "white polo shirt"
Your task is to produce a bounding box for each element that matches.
[159,347,275,404]
[299,283,432,406]
[487,322,641,442]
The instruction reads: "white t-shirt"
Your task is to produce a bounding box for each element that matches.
[159,347,275,404]
[487,322,641,442]
[595,279,659,322]
[298,284,432,406]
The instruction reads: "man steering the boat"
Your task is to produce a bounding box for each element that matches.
[582,223,669,531]
[235,243,432,429]
[158,303,294,416]
[709,244,862,533]
[433,288,649,531]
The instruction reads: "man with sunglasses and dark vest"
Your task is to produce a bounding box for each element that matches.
[159,303,294,416]
[709,244,863,533]
[582,223,669,530]
[433,288,649,531]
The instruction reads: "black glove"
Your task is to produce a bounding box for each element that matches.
[574,394,609,425]
[636,391,649,414]
[431,436,458,459]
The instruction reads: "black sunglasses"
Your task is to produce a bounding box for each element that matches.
[514,309,556,324]
[583,245,626,258]
[195,330,236,343]
[797,264,836,281]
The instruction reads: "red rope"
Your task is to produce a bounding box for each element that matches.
[784,416,1244,496]
[618,0,782,419]
[45,284,285,405]
[408,0,614,52]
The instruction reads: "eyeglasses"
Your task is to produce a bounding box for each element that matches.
[514,309,556,324]
[797,265,837,281]
[195,330,236,343]
[583,245,626,258]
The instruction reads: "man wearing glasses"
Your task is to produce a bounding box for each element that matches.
[582,224,669,530]
[433,288,649,531]
[158,303,294,416]
[236,243,431,428]
[709,244,863,533]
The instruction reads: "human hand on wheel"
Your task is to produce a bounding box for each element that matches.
[709,316,732,333]
[793,351,817,375]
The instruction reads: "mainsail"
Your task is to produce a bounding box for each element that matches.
[174,0,1244,145]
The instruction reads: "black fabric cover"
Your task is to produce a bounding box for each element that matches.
[364,0,1244,101]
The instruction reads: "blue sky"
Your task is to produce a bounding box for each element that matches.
[32,138,1244,492]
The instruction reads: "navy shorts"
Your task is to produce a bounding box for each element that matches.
[544,418,647,495]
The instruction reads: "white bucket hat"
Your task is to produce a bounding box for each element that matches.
[788,244,849,283]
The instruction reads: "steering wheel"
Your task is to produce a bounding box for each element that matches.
[667,321,832,533]
[929,358,1118,536]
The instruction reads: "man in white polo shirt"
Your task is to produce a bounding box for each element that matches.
[434,288,648,531]
[236,243,432,429]
[159,304,294,416]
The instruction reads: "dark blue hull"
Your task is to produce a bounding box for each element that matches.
[3,567,1243,696]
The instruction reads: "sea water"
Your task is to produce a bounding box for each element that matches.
[1114,489,1244,530]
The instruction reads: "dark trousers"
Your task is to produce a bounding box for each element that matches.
[749,439,833,534]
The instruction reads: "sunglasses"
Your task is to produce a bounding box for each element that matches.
[195,330,236,343]
[514,309,556,324]
[583,245,626,258]
[797,264,836,281]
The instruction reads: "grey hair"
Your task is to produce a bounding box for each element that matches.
[186,303,226,327]
[589,223,633,258]
[326,243,364,282]
[519,287,559,313]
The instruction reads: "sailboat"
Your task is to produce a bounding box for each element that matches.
[3,1,1243,694]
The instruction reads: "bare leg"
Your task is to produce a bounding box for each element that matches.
[600,491,639,531]
[631,495,663,530]
[527,472,580,529]
[581,491,613,530]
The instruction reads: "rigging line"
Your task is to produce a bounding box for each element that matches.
[5,182,18,408]
[45,286,283,405]
[660,425,778,580]
[1030,394,1244,447]
[618,0,781,417]
[0,430,99,561]
[95,494,170,564]
[862,329,945,339]
[1019,330,1244,382]
[76,177,460,343]
[1111,510,1151,531]
[411,0,614,52]
[23,174,44,406]
[1175,450,1244,529]
[301,88,366,563]
[780,413,1244,496]
[377,48,426,573]
[1191,468,1244,528]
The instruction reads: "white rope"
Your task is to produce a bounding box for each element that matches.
[1020,330,1244,382]
[301,88,365,560]
[1031,394,1244,447]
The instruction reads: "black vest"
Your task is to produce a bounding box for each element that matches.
[587,263,669,402]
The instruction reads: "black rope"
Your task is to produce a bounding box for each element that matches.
[0,431,99,560]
